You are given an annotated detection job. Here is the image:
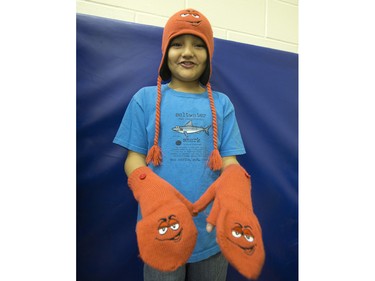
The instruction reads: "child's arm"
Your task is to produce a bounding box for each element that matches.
[194,163,265,279]
[125,150,198,271]
[205,155,238,232]
[222,155,239,170]
[125,150,194,214]
[124,150,147,176]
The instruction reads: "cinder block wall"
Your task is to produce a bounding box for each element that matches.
[77,0,298,53]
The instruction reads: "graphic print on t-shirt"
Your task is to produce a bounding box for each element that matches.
[169,112,211,163]
[172,121,211,137]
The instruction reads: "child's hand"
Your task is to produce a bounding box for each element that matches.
[128,166,198,272]
[193,164,265,279]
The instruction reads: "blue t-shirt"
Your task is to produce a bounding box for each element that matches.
[113,84,245,262]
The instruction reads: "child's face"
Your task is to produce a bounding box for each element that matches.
[167,34,208,86]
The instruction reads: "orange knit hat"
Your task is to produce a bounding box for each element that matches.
[146,8,222,171]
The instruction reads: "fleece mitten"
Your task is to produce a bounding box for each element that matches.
[193,164,265,279]
[128,166,197,272]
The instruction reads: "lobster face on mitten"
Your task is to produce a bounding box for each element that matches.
[128,166,198,272]
[192,164,265,279]
[136,201,197,271]
[216,208,265,279]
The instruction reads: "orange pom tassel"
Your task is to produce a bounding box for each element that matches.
[146,145,162,166]
[208,149,222,171]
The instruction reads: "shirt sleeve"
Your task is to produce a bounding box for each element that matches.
[219,97,246,157]
[113,90,148,155]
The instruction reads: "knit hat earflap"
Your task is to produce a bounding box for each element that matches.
[146,8,222,171]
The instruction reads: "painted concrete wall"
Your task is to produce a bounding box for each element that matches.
[77,0,298,53]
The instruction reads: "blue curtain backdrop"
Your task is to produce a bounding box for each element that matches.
[77,14,298,281]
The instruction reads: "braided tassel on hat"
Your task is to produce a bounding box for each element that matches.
[207,83,222,171]
[146,76,163,166]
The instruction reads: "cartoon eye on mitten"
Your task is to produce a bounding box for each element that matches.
[193,164,265,279]
[128,166,198,272]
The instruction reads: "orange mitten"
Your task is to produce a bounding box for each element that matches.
[194,164,265,279]
[128,166,197,271]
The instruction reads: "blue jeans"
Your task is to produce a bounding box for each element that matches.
[143,252,228,281]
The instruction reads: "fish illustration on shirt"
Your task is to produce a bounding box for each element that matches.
[172,121,211,137]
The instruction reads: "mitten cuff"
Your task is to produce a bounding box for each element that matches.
[223,164,250,178]
[127,166,152,192]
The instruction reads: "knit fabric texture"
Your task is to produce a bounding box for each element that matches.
[193,164,265,279]
[128,166,198,271]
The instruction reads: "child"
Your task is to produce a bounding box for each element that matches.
[114,8,264,280]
